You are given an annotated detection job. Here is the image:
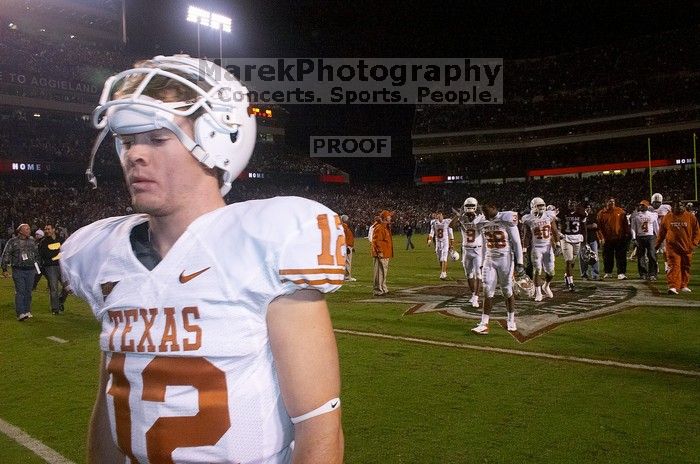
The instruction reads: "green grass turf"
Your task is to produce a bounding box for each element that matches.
[0,233,698,463]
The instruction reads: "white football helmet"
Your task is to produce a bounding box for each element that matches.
[514,274,536,299]
[530,197,546,216]
[87,54,256,196]
[450,249,460,261]
[651,193,663,205]
[463,197,478,213]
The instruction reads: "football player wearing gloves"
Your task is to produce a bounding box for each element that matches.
[470,201,523,334]
[522,197,560,301]
[450,197,484,308]
[61,56,344,464]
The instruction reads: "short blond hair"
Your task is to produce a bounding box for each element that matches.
[113,59,209,105]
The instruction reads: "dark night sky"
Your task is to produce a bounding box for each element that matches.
[124,0,699,180]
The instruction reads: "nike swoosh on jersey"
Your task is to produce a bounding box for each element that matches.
[179,267,211,283]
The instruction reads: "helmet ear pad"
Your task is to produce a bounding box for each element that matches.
[193,112,254,192]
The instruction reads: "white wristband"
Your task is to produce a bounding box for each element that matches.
[290,398,341,424]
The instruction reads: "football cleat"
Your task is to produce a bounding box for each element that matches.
[681,287,691,293]
[534,288,543,302]
[439,272,447,280]
[668,288,678,295]
[471,296,480,308]
[543,283,554,298]
[471,323,489,335]
[507,320,517,332]
[617,274,627,280]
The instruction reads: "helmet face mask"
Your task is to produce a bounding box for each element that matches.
[88,55,256,196]
[463,197,478,214]
[530,197,546,216]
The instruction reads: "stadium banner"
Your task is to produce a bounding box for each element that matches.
[0,70,98,94]
[0,160,85,174]
[217,58,503,104]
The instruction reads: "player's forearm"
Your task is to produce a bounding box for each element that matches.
[292,416,344,464]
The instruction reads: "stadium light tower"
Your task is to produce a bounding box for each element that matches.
[186,6,231,60]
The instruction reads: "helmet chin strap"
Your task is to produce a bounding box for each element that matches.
[85,126,110,189]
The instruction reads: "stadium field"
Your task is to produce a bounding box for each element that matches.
[1,233,698,463]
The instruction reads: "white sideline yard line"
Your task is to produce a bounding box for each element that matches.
[47,336,68,344]
[0,417,76,464]
[335,329,700,377]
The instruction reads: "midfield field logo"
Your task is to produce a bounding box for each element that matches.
[362,280,693,342]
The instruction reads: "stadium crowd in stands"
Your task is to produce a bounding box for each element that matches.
[1,169,695,243]
[414,26,699,132]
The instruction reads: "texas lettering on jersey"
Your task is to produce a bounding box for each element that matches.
[106,306,202,353]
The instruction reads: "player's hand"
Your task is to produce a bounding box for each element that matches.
[515,264,525,278]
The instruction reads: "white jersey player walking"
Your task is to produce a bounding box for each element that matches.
[427,211,454,279]
[60,56,344,464]
[471,202,524,334]
[522,197,560,301]
[651,192,672,273]
[451,197,484,308]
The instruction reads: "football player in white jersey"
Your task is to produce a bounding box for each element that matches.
[651,192,672,273]
[450,197,484,308]
[471,202,524,334]
[60,56,344,464]
[522,197,560,301]
[427,211,454,279]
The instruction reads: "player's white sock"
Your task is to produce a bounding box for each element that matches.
[481,314,490,325]
[535,286,542,296]
[507,311,515,323]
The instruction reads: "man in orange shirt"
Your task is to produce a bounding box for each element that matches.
[596,197,631,279]
[340,215,356,282]
[655,200,700,294]
[371,210,393,296]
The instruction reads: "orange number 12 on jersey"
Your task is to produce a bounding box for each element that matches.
[316,214,346,266]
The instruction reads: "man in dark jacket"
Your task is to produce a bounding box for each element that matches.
[38,223,65,314]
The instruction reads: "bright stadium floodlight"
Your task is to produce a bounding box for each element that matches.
[186,6,231,59]
[187,6,211,27]
[210,13,232,33]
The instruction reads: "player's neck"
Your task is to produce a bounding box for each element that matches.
[148,195,225,258]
